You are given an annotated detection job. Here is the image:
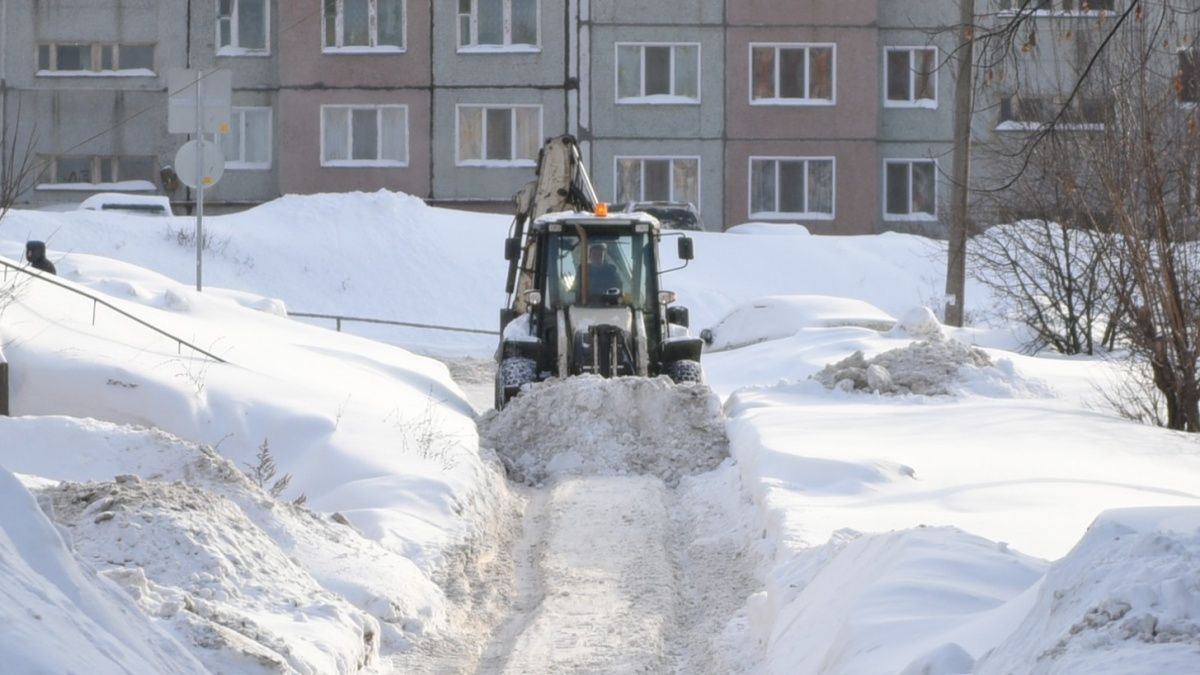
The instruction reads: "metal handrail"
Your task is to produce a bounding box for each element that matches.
[290,311,498,337]
[0,257,227,363]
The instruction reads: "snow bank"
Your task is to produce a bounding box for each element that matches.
[812,334,1047,398]
[0,467,206,675]
[703,295,896,352]
[478,376,728,486]
[754,526,1045,675]
[977,507,1200,675]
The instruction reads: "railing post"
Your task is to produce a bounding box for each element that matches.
[0,345,9,417]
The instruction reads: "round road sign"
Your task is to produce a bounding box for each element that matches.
[174,140,226,189]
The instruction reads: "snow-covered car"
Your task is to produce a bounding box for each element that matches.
[701,295,896,352]
[79,193,173,217]
[616,201,704,231]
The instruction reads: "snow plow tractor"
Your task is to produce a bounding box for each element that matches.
[495,136,704,409]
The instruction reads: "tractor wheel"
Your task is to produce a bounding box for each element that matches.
[496,357,537,409]
[665,359,704,384]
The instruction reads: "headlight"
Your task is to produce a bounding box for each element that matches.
[523,289,543,306]
[658,290,677,305]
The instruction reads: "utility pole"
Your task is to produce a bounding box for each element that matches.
[945,0,976,327]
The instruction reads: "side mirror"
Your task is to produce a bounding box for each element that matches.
[677,237,694,261]
[666,305,690,328]
[505,237,521,261]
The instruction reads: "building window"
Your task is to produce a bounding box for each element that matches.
[885,47,937,108]
[884,160,937,219]
[37,43,155,75]
[615,157,700,206]
[997,0,1114,13]
[38,155,157,189]
[221,107,272,169]
[458,0,539,50]
[323,0,405,51]
[456,105,541,166]
[749,157,835,219]
[997,94,1109,130]
[1179,49,1200,104]
[321,105,409,166]
[750,44,835,105]
[616,44,700,103]
[218,0,269,55]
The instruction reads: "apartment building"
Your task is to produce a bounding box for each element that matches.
[10,1,1121,237]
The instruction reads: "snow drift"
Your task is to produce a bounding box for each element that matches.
[479,376,729,486]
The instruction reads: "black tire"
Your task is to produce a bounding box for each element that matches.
[495,357,537,409]
[665,359,704,384]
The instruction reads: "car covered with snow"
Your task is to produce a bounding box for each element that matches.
[79,193,173,217]
[701,295,896,352]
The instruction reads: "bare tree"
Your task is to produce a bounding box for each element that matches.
[0,96,38,228]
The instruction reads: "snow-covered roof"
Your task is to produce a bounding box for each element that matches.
[532,209,662,231]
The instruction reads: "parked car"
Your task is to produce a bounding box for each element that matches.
[616,201,704,231]
[79,193,173,216]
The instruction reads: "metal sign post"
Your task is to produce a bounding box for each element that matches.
[168,68,231,293]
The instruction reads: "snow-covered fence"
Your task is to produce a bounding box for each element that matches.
[290,311,499,337]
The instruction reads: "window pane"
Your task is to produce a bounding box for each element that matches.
[886,163,910,215]
[779,161,806,213]
[324,0,337,47]
[344,0,370,46]
[673,159,699,206]
[616,159,641,203]
[643,160,671,201]
[750,160,775,213]
[478,0,503,45]
[381,107,407,163]
[915,48,936,100]
[239,0,267,50]
[512,0,538,45]
[120,45,154,70]
[56,44,90,71]
[617,46,641,99]
[751,47,775,100]
[244,109,270,164]
[38,45,51,70]
[644,46,671,96]
[99,157,115,184]
[101,45,115,70]
[378,0,404,48]
[351,108,378,160]
[912,162,936,216]
[459,15,471,47]
[1180,50,1200,103]
[486,108,513,160]
[674,45,698,99]
[808,160,833,215]
[120,157,156,183]
[886,50,911,101]
[221,112,243,162]
[779,49,806,98]
[323,107,350,162]
[515,107,540,161]
[219,18,232,48]
[57,157,91,183]
[458,107,482,162]
[809,47,833,99]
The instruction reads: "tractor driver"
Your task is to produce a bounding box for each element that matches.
[586,243,622,303]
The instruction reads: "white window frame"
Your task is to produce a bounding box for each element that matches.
[614,43,702,105]
[36,42,156,77]
[224,107,273,170]
[883,46,938,109]
[454,104,543,168]
[997,0,1116,17]
[322,0,407,53]
[613,156,702,207]
[36,155,157,191]
[319,104,410,167]
[747,156,836,220]
[457,0,541,53]
[883,158,939,221]
[748,43,837,107]
[217,0,271,56]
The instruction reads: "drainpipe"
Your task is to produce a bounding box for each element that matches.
[1,0,8,174]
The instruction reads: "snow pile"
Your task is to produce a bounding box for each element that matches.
[0,468,207,675]
[977,508,1200,675]
[812,333,1045,398]
[703,295,896,352]
[754,526,1046,675]
[479,376,728,486]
